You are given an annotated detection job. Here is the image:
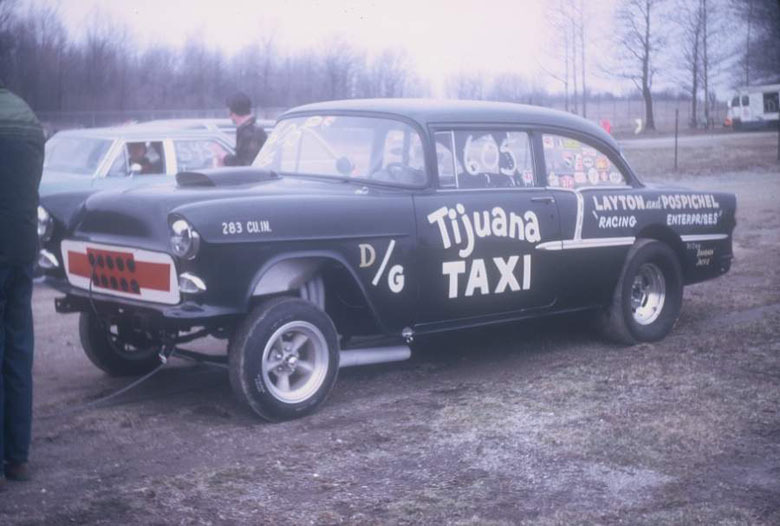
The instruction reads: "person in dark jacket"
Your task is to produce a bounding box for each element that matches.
[0,84,44,488]
[224,92,267,166]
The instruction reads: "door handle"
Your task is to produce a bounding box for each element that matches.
[531,196,555,204]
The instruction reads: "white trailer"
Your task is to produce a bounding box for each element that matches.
[726,83,780,130]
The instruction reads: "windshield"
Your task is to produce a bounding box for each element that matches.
[253,115,426,186]
[44,135,113,176]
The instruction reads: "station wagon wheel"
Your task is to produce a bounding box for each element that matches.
[599,239,683,345]
[229,297,339,421]
[79,312,161,376]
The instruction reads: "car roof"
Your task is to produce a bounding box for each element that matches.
[50,125,234,140]
[283,98,619,150]
[140,118,236,128]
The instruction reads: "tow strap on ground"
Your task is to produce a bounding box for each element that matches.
[36,345,228,420]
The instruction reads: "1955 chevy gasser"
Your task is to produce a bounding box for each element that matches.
[39,99,736,421]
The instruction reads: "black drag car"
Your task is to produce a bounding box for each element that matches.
[40,99,737,421]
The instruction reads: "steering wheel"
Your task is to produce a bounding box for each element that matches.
[370,162,407,183]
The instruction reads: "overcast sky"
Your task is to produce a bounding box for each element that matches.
[49,0,632,96]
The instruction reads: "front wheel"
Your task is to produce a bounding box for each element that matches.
[599,239,683,345]
[79,312,161,376]
[228,297,339,421]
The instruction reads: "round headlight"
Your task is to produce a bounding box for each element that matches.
[170,218,200,259]
[37,206,53,242]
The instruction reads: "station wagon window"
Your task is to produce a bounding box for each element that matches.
[106,147,129,177]
[542,134,627,188]
[730,96,740,107]
[174,139,230,171]
[43,136,112,176]
[254,115,426,186]
[435,130,534,189]
[105,141,166,177]
[741,95,749,106]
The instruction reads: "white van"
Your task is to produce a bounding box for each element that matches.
[726,84,779,130]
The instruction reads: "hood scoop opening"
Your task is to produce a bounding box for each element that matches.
[176,168,278,188]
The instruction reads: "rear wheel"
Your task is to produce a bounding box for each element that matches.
[599,239,683,345]
[79,312,161,376]
[229,297,339,421]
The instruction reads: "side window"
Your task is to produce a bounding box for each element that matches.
[106,147,129,177]
[741,95,749,106]
[374,127,425,185]
[438,129,534,189]
[542,134,628,188]
[730,96,740,108]
[174,140,230,171]
[126,141,165,175]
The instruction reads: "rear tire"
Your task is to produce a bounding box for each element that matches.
[79,312,161,376]
[598,239,683,345]
[228,297,339,421]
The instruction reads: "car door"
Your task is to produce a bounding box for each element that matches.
[413,127,561,327]
[538,131,636,308]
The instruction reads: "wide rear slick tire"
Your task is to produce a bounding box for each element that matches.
[599,239,683,345]
[79,312,161,376]
[229,297,339,422]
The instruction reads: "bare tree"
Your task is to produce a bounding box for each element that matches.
[578,0,587,117]
[614,0,667,131]
[321,38,363,100]
[543,0,590,115]
[731,0,780,85]
[445,72,485,100]
[489,73,530,102]
[676,0,703,127]
[358,48,412,98]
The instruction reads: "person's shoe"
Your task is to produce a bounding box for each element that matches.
[4,462,30,482]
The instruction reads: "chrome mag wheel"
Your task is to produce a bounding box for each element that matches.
[258,321,330,404]
[630,262,666,326]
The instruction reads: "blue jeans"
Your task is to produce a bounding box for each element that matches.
[0,263,34,465]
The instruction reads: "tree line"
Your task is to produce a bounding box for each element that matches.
[0,0,777,131]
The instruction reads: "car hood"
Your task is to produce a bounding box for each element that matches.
[39,170,96,196]
[73,173,407,248]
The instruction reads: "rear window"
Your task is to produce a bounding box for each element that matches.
[542,134,627,188]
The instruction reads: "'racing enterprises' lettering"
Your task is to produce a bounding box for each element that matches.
[592,193,720,212]
[598,215,637,229]
[427,204,541,258]
[666,212,721,226]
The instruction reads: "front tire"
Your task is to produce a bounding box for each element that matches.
[229,297,339,421]
[79,312,161,376]
[599,239,683,345]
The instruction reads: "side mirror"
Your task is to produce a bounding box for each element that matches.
[129,163,143,176]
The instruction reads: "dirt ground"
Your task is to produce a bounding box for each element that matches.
[1,132,779,525]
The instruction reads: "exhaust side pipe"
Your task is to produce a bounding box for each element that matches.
[339,345,411,368]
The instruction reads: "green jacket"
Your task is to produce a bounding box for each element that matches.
[0,88,45,265]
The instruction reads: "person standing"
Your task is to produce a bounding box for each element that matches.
[224,92,268,166]
[0,84,45,488]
